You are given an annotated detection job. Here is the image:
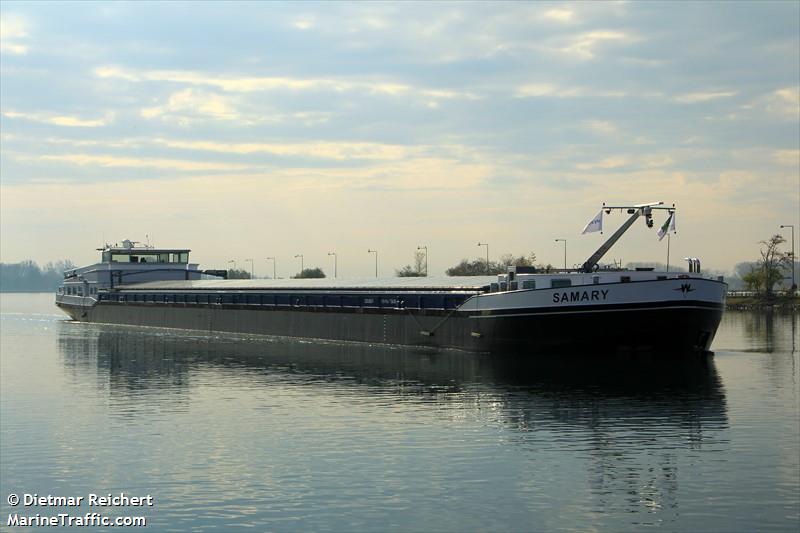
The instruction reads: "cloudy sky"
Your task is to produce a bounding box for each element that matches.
[1,1,798,277]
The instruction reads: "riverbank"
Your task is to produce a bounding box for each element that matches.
[727,293,799,310]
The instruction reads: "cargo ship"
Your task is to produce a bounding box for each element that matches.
[55,203,727,354]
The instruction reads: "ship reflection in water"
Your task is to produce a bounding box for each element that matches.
[55,322,730,529]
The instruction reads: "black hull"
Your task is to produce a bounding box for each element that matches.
[56,300,723,355]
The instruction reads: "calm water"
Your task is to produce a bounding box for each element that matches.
[1,293,798,532]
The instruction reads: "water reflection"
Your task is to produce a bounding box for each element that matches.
[57,322,728,433]
[55,323,730,526]
[720,309,798,353]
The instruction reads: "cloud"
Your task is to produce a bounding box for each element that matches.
[674,91,737,103]
[583,120,618,135]
[154,138,410,160]
[639,154,674,168]
[0,14,29,55]
[575,157,629,170]
[764,86,800,119]
[560,31,630,59]
[38,154,252,172]
[94,65,478,101]
[292,18,315,30]
[774,87,799,105]
[542,8,575,23]
[269,157,491,191]
[515,82,626,99]
[141,89,240,123]
[574,154,673,171]
[2,110,113,127]
[773,149,799,166]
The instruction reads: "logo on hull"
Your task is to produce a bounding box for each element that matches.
[674,283,695,295]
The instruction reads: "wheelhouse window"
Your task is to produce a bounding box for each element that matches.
[105,251,189,263]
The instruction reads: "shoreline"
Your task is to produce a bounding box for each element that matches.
[726,294,799,311]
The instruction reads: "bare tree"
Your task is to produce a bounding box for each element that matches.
[757,235,792,295]
[396,251,427,277]
[413,250,426,276]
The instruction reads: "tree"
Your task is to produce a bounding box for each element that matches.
[227,268,251,279]
[396,265,423,277]
[741,268,762,292]
[446,258,495,276]
[757,235,792,295]
[395,251,426,277]
[1,259,76,292]
[734,261,759,280]
[445,252,537,276]
[499,253,537,267]
[293,267,325,279]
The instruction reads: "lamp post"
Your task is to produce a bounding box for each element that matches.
[294,254,303,274]
[780,224,796,290]
[417,245,428,276]
[265,257,276,279]
[367,249,378,277]
[477,242,489,274]
[555,239,567,270]
[328,252,337,278]
[227,259,236,273]
[245,258,254,279]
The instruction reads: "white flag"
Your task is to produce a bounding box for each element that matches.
[658,212,676,241]
[581,209,603,234]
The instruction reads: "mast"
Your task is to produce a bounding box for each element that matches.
[581,202,674,273]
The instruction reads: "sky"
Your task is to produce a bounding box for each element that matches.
[1,1,798,278]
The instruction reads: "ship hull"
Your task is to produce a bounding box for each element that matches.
[56,298,723,355]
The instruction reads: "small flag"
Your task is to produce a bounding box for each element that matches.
[658,212,676,241]
[582,209,603,234]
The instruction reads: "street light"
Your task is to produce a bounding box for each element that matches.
[367,249,378,277]
[227,259,236,272]
[265,257,276,279]
[477,242,489,274]
[417,245,428,276]
[245,258,254,279]
[780,224,796,290]
[328,252,337,278]
[555,239,567,270]
[294,254,304,274]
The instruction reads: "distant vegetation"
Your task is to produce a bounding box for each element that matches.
[227,268,252,279]
[738,235,795,294]
[293,267,326,279]
[0,260,75,292]
[396,251,427,277]
[446,253,540,276]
